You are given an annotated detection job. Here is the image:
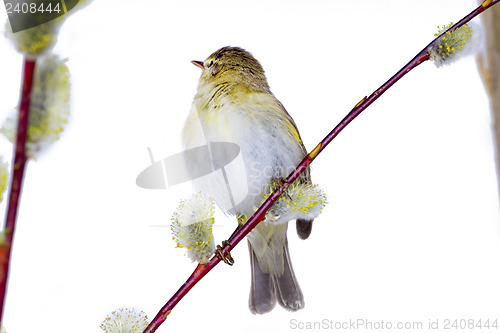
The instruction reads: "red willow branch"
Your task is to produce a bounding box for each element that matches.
[0,58,36,326]
[143,1,498,332]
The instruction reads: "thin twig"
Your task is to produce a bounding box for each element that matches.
[143,1,499,331]
[0,58,36,326]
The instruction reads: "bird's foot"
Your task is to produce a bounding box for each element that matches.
[278,178,292,201]
[215,240,234,266]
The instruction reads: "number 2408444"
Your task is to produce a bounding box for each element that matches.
[443,319,499,330]
[5,2,61,14]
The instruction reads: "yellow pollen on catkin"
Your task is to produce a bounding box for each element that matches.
[429,22,473,67]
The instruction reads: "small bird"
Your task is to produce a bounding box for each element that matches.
[182,46,313,314]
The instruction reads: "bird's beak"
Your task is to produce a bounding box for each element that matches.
[191,60,204,69]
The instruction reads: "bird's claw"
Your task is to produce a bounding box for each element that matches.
[215,240,234,266]
[278,178,292,200]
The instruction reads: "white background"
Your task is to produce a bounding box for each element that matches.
[0,0,499,332]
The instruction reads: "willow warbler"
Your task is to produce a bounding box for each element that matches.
[182,46,313,314]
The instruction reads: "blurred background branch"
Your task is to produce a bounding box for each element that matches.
[477,0,500,198]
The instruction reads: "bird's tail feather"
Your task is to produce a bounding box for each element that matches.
[249,240,276,314]
[248,239,304,314]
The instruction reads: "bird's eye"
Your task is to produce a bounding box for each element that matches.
[207,60,214,68]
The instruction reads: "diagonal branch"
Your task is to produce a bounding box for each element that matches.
[0,58,36,326]
[143,1,499,332]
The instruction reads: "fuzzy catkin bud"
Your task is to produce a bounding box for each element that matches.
[0,157,8,203]
[171,193,216,264]
[4,0,94,58]
[4,19,60,58]
[100,308,149,333]
[428,22,481,67]
[1,55,70,159]
[263,181,327,224]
